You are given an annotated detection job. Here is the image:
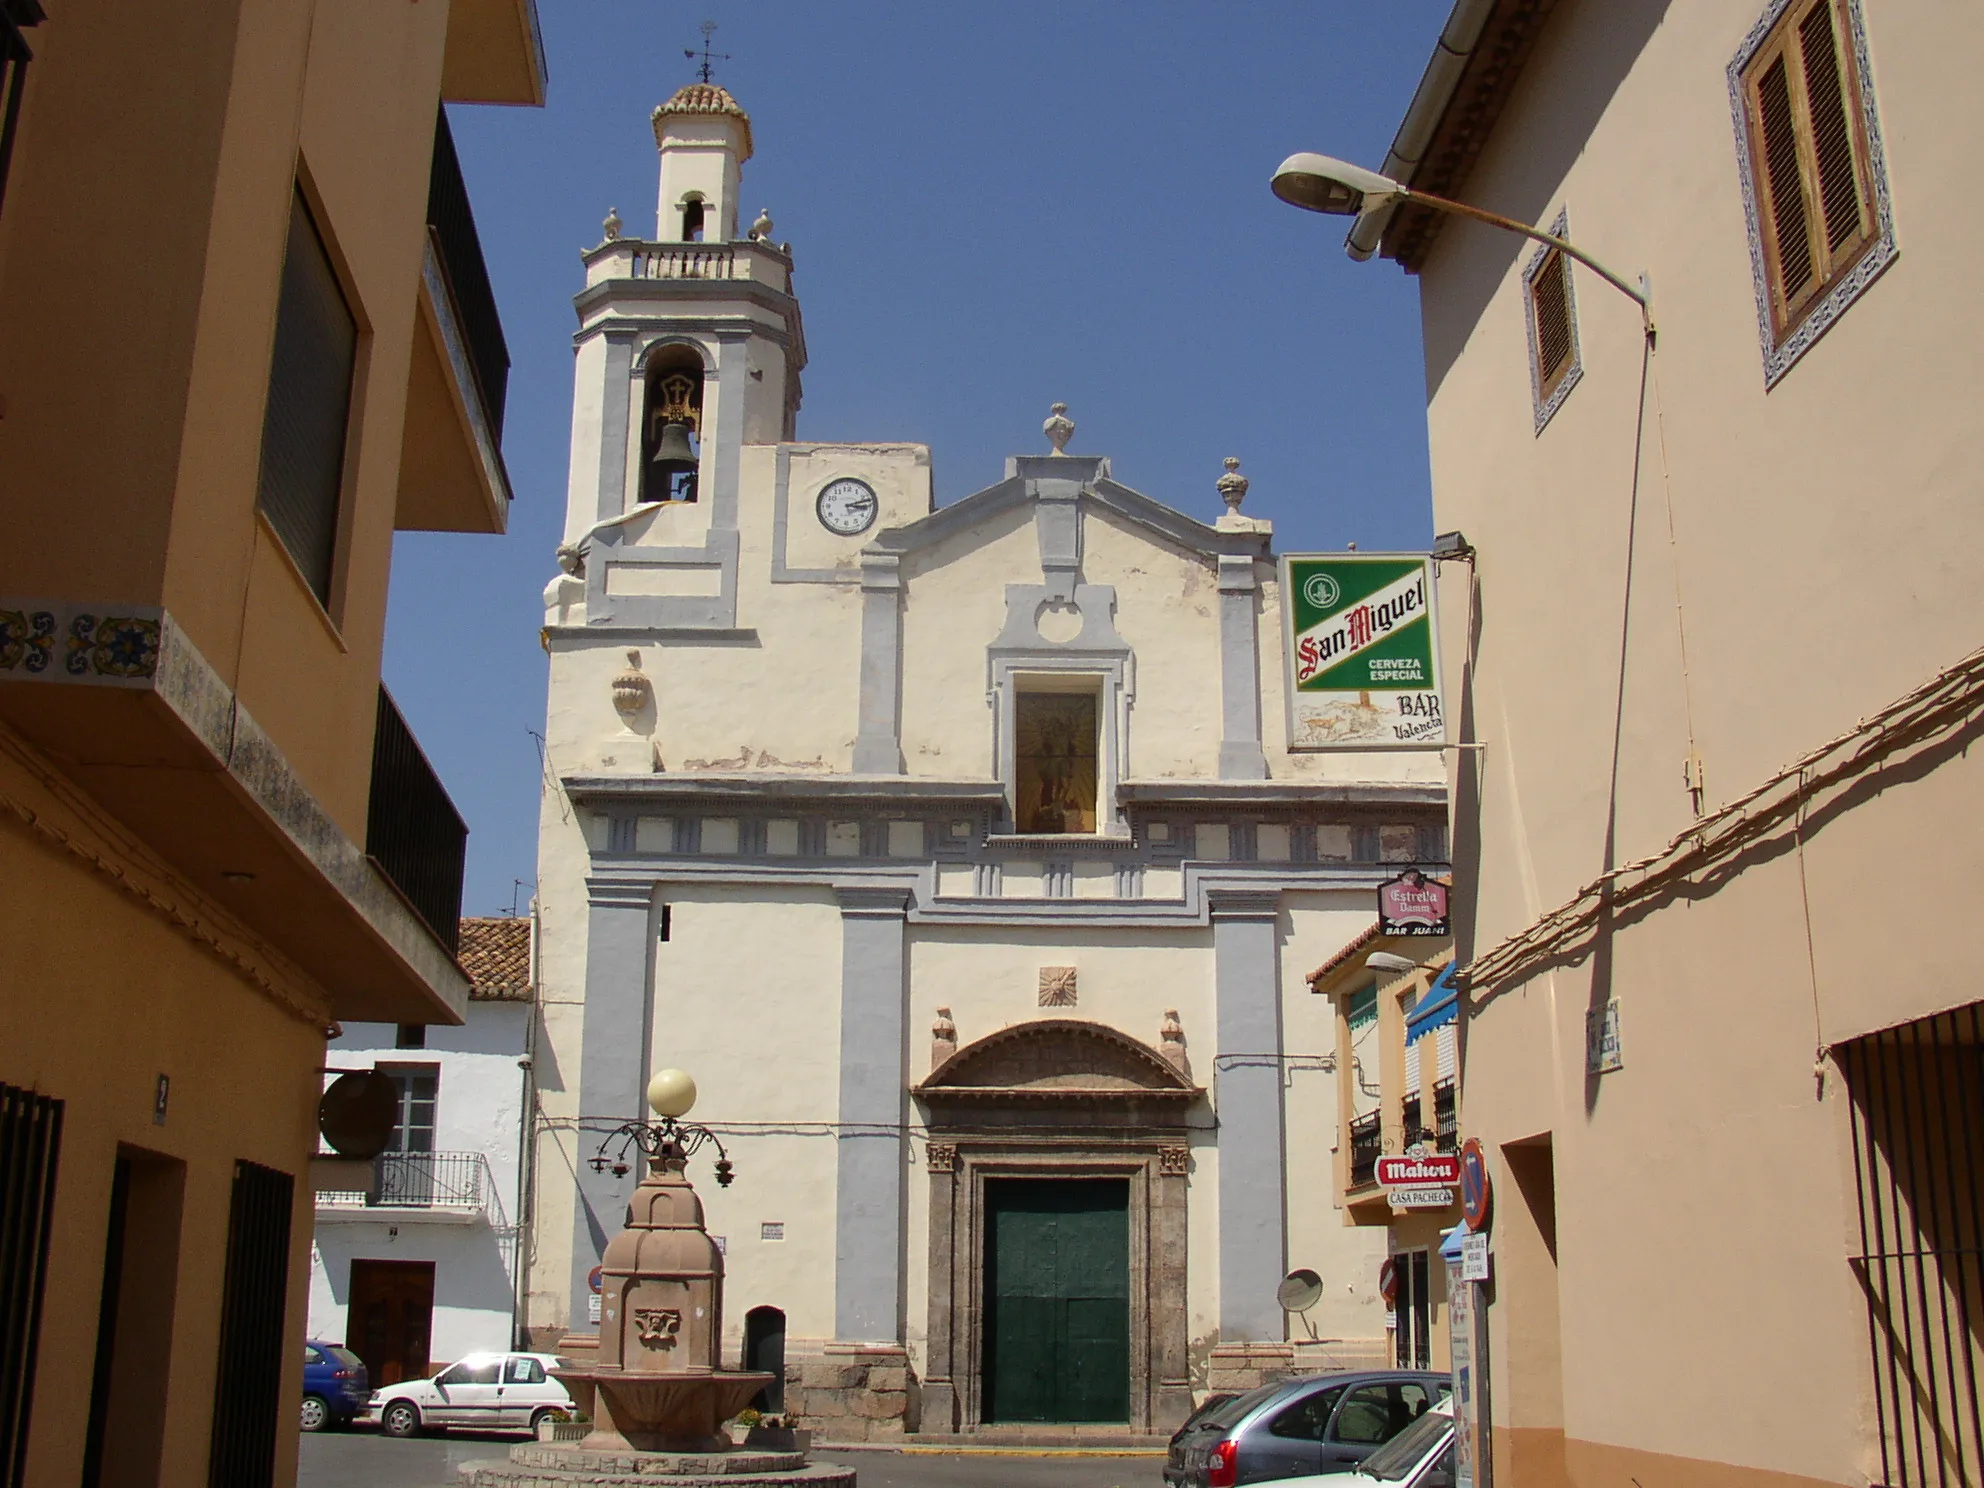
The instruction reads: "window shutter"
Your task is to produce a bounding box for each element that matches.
[1754,54,1815,307]
[1532,250,1574,394]
[1797,1,1865,256]
[1735,0,1886,363]
[256,192,356,607]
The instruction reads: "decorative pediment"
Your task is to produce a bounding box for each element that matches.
[913,1019,1200,1104]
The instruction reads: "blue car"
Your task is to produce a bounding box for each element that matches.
[302,1341,370,1432]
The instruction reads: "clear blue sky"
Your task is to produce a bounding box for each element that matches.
[384,1,1450,919]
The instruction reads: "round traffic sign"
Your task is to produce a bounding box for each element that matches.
[1460,1138,1492,1232]
[1378,1256,1398,1306]
[587,1265,604,1296]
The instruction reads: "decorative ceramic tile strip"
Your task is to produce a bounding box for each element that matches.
[0,601,163,685]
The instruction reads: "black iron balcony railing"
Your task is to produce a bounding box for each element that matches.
[0,2,44,224]
[1401,1095,1427,1150]
[426,106,509,438]
[1433,1079,1458,1154]
[366,687,466,956]
[1348,1111,1382,1190]
[317,1151,506,1225]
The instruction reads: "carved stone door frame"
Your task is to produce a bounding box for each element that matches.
[922,1137,1192,1434]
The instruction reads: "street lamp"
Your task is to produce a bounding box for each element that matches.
[587,1066,734,1186]
[1270,152,1653,336]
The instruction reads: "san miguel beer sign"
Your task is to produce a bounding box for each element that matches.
[1281,553,1445,749]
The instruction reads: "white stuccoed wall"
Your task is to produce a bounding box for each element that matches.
[308,1004,531,1367]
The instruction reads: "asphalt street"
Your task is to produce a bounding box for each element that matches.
[298,1430,1169,1488]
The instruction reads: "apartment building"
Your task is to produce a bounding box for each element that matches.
[1335,0,1984,1483]
[0,3,541,1485]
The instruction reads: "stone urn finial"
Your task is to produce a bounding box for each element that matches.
[1160,1008,1188,1073]
[1043,402,1075,456]
[1217,456,1249,515]
[611,649,651,721]
[750,208,774,241]
[603,206,624,242]
[931,1006,958,1072]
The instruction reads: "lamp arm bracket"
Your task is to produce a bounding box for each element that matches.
[1398,187,1655,337]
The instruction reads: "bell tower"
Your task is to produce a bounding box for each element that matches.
[653,83,750,243]
[551,79,805,631]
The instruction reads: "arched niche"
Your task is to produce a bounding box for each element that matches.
[639,340,706,504]
[678,190,707,242]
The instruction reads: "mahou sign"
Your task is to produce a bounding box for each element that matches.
[1375,1154,1463,1188]
[1378,870,1450,937]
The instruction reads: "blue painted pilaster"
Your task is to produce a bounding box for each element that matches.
[833,886,912,1341]
[569,876,659,1333]
[1212,888,1286,1339]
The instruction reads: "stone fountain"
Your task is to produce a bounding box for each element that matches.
[462,1072,853,1488]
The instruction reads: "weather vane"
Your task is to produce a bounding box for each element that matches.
[684,20,730,84]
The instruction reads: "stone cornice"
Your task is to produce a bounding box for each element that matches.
[1117,779,1447,809]
[561,774,1009,810]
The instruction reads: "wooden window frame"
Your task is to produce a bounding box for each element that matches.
[1522,210,1582,434]
[1729,0,1895,387]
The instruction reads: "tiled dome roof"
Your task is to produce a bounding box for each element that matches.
[651,83,753,161]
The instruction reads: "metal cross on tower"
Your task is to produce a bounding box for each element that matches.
[684,20,730,84]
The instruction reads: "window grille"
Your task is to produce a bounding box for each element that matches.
[1838,1002,1983,1488]
[0,1082,61,1488]
[256,190,357,606]
[207,1160,294,1488]
[1730,0,1894,383]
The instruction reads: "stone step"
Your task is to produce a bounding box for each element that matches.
[460,1461,856,1488]
[879,1430,1167,1452]
[458,1443,857,1488]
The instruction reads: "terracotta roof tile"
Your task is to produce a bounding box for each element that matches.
[458,916,533,1001]
[651,83,753,161]
[1307,921,1385,989]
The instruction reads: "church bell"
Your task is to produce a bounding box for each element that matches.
[650,419,698,501]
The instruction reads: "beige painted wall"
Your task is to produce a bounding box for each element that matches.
[1410,0,1984,1481]
[1,746,328,1488]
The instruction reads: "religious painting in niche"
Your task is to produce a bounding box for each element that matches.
[1015,691,1098,834]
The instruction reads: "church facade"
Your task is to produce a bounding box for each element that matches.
[527,82,1449,1437]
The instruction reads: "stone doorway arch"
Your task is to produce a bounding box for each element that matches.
[913,1019,1203,1435]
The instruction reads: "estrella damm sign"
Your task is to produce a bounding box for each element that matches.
[1280,553,1446,749]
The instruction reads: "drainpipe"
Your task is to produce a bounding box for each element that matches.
[1346,0,1495,261]
[512,899,541,1349]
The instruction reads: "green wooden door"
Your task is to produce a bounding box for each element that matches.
[983,1179,1130,1422]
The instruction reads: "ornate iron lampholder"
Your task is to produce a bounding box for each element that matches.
[586,1067,733,1186]
[587,1113,734,1187]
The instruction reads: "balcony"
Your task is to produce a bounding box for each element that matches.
[398,108,513,533]
[1348,1111,1382,1190]
[1433,1080,1458,1155]
[316,1151,507,1227]
[366,687,467,956]
[1402,1095,1427,1150]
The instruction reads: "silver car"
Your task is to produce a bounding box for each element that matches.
[1164,1370,1448,1487]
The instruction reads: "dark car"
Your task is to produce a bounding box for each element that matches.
[1165,1370,1447,1487]
[302,1341,370,1432]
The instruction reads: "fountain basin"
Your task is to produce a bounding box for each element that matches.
[557,1367,775,1453]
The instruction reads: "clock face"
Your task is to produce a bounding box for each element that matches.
[816,478,879,536]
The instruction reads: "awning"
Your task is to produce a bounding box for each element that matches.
[1439,1222,1469,1267]
[1405,964,1459,1044]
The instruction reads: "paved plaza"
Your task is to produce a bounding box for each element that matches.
[298,1432,1168,1488]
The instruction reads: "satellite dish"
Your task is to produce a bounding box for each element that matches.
[1277,1267,1325,1314]
[318,1071,399,1160]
